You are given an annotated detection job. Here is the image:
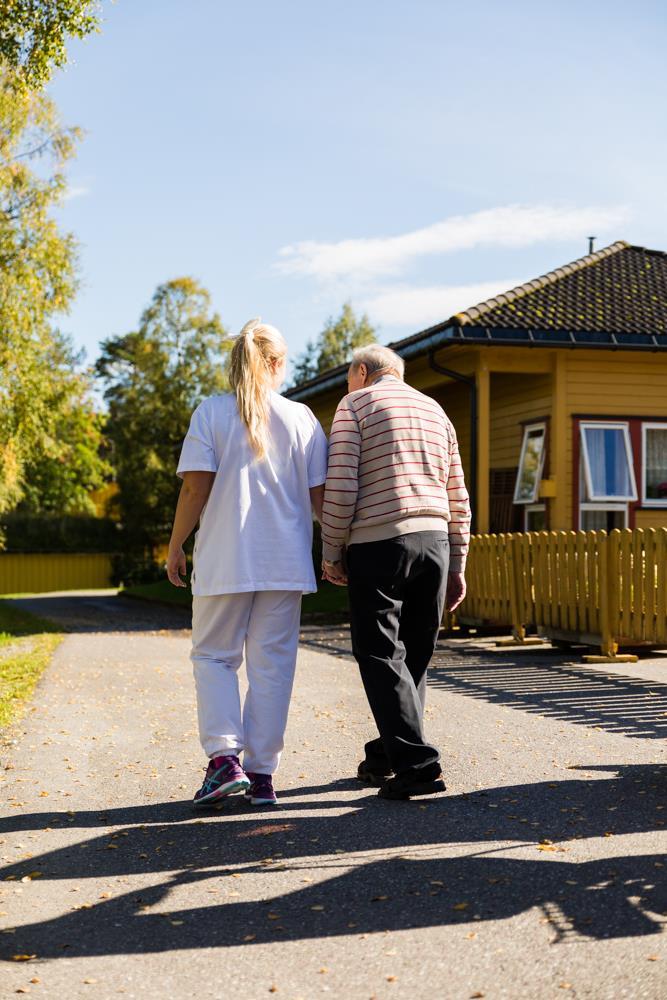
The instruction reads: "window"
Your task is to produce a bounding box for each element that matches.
[642,423,667,506]
[525,504,546,531]
[580,507,628,531]
[579,422,637,502]
[514,423,546,504]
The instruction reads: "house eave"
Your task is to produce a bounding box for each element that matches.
[285,324,666,402]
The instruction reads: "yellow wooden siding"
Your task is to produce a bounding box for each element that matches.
[563,351,667,524]
[635,509,667,530]
[0,554,113,595]
[489,373,552,469]
[307,386,346,435]
[427,381,472,481]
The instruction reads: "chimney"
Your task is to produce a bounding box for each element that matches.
[588,236,596,254]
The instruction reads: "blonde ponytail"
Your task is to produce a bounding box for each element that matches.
[228,318,286,460]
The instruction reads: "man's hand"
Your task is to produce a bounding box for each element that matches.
[322,559,348,586]
[166,544,187,588]
[445,571,466,612]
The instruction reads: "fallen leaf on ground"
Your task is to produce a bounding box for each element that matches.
[11,955,36,962]
[453,902,469,910]
[243,934,256,942]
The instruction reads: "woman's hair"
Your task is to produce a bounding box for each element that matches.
[228,318,287,459]
[350,344,405,380]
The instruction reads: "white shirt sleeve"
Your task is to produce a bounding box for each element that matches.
[176,401,218,478]
[304,407,329,487]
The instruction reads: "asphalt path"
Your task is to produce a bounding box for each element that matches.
[1,590,666,999]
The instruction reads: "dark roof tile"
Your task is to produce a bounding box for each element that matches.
[453,241,667,335]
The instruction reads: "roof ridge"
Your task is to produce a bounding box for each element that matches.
[454,240,630,326]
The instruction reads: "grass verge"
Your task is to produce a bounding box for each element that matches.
[121,578,349,618]
[0,601,63,731]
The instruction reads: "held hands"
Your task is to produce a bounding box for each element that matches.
[322,559,348,587]
[166,544,187,588]
[445,571,466,612]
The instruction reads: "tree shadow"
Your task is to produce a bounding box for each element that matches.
[1,764,665,959]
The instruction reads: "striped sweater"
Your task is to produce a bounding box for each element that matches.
[321,375,471,572]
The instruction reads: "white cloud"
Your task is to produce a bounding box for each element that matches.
[276,203,629,281]
[63,184,90,201]
[361,278,528,328]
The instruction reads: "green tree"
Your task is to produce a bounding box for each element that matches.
[18,337,110,515]
[0,0,100,89]
[0,66,90,517]
[96,278,232,550]
[292,302,376,385]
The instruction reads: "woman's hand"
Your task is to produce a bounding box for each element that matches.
[166,544,187,588]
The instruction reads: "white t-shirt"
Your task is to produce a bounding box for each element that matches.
[177,391,328,596]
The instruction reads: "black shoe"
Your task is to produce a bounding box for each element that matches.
[357,760,393,787]
[377,771,446,800]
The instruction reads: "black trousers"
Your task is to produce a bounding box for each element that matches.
[347,530,449,778]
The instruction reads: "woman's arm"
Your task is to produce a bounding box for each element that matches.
[309,483,325,523]
[166,471,215,587]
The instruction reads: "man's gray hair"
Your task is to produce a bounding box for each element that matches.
[350,344,405,380]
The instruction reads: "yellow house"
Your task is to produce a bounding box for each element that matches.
[286,241,667,535]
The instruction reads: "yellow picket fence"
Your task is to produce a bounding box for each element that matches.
[456,528,667,658]
[0,553,113,595]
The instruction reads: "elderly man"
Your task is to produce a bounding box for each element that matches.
[321,345,471,800]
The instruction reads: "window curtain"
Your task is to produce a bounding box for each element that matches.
[583,426,632,499]
[646,428,667,499]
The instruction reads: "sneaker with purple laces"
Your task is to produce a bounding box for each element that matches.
[245,772,278,806]
[193,755,250,807]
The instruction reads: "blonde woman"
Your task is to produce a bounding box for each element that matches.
[166,320,327,807]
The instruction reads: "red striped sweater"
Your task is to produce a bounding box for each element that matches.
[321,375,471,571]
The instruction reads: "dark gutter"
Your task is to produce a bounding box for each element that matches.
[286,323,664,401]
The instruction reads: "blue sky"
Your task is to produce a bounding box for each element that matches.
[50,0,667,374]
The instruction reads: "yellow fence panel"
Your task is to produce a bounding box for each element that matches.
[0,554,113,595]
[453,527,667,657]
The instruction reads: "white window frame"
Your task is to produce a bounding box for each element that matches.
[642,422,667,507]
[524,503,546,531]
[578,503,629,531]
[579,421,637,503]
[513,422,547,504]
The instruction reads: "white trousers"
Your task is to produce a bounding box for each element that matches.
[190,590,302,774]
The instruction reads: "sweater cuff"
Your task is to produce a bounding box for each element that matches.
[448,552,467,574]
[322,541,344,563]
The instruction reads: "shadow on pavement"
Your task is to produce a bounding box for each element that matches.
[1,763,665,958]
[301,626,667,740]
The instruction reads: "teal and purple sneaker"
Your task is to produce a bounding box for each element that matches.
[193,755,250,807]
[245,772,278,806]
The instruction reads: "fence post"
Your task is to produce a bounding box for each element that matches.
[584,528,637,663]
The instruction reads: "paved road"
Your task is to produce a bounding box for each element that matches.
[1,591,666,999]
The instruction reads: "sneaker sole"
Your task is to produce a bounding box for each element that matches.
[193,777,250,806]
[378,778,446,800]
[247,797,278,806]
